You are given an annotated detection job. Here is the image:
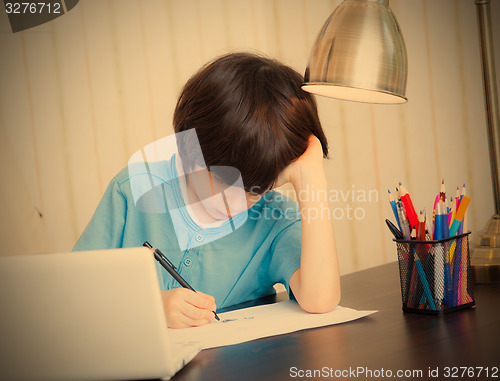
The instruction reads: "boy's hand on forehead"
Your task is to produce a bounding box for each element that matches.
[161,288,217,329]
[275,135,325,189]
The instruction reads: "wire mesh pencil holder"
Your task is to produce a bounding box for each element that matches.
[395,232,475,314]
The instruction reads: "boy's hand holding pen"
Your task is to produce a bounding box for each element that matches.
[143,241,220,328]
[160,288,218,329]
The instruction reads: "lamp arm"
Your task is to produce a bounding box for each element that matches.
[475,0,500,216]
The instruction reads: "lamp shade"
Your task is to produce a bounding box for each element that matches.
[302,0,408,104]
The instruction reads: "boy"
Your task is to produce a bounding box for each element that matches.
[74,52,340,328]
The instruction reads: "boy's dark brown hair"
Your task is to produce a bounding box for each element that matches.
[173,52,329,195]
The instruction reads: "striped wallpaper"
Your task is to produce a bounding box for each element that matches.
[0,0,499,276]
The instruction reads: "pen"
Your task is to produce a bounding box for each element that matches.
[143,241,220,321]
[385,219,404,240]
[396,200,411,240]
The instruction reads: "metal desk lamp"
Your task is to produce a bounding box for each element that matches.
[302,0,499,283]
[302,0,407,104]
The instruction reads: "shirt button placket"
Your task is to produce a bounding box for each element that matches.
[182,234,201,271]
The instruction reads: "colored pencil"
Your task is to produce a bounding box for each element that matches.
[399,183,419,231]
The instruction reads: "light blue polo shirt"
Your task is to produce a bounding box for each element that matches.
[73,155,302,309]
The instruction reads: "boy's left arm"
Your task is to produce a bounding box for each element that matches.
[277,136,340,313]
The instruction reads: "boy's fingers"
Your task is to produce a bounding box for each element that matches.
[164,289,214,328]
[179,300,215,322]
[182,289,216,311]
[197,291,217,311]
[170,311,212,328]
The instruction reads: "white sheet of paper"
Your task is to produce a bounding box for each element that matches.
[169,301,377,350]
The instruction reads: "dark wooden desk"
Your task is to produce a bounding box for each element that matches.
[172,262,500,381]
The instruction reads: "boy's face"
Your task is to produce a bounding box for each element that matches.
[186,165,261,222]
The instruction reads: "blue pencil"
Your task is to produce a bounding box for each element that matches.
[388,190,401,231]
[413,252,437,311]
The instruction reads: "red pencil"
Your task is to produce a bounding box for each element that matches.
[399,183,419,231]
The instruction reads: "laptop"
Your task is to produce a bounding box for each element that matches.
[0,247,201,381]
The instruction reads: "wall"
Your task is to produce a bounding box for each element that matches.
[0,0,499,276]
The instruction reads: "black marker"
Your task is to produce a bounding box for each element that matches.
[385,219,404,240]
[143,241,220,321]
